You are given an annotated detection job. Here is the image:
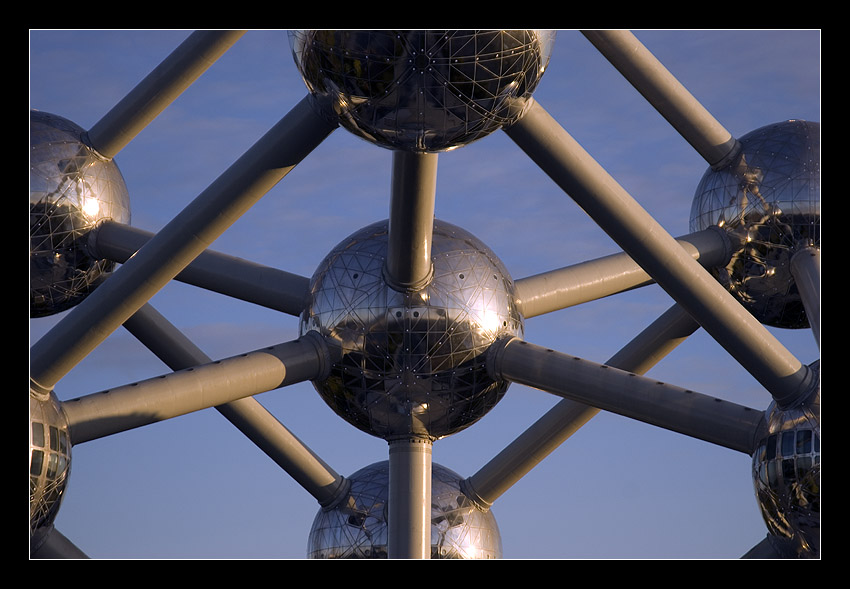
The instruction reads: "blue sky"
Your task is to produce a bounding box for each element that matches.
[30,29,820,559]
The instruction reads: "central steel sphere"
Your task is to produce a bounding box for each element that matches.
[289,30,555,152]
[300,220,523,439]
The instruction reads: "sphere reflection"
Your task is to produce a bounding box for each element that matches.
[289,30,554,152]
[308,461,502,558]
[30,390,72,552]
[300,219,523,440]
[689,120,820,328]
[30,110,131,317]
[752,368,820,558]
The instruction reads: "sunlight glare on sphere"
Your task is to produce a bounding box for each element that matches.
[300,220,524,440]
[289,30,555,152]
[30,110,131,317]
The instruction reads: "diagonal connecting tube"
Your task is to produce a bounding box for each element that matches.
[118,304,347,508]
[463,303,703,509]
[31,96,336,393]
[504,100,814,408]
[61,328,330,447]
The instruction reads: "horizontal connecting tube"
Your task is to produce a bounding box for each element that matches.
[463,303,700,509]
[62,333,329,446]
[31,95,336,392]
[489,338,765,455]
[515,227,732,318]
[505,100,813,408]
[122,304,347,507]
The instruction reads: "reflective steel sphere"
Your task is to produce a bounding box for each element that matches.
[751,371,820,558]
[300,219,523,440]
[30,110,131,317]
[30,389,72,551]
[308,461,502,558]
[689,120,820,328]
[289,30,555,152]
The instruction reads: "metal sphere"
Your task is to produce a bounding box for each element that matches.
[689,120,820,328]
[289,30,555,152]
[308,461,502,558]
[300,219,523,440]
[751,368,820,558]
[30,389,72,552]
[30,110,131,317]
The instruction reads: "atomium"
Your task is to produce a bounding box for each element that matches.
[30,110,131,317]
[300,219,523,440]
[308,461,502,558]
[29,30,820,559]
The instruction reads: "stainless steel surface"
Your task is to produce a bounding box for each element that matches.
[123,304,348,508]
[29,96,336,393]
[514,228,732,318]
[385,151,438,291]
[289,30,554,152]
[307,461,502,559]
[300,219,524,439]
[790,247,821,346]
[29,389,72,551]
[90,221,310,316]
[85,31,245,159]
[464,303,700,509]
[491,337,767,454]
[62,335,329,445]
[582,29,739,167]
[29,30,820,559]
[506,101,813,408]
[30,110,131,317]
[752,372,820,558]
[388,438,433,558]
[690,120,820,328]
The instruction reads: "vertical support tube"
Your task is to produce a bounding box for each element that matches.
[30,96,336,392]
[384,151,438,292]
[791,247,821,348]
[581,29,739,168]
[505,100,813,408]
[388,437,433,559]
[87,30,246,159]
